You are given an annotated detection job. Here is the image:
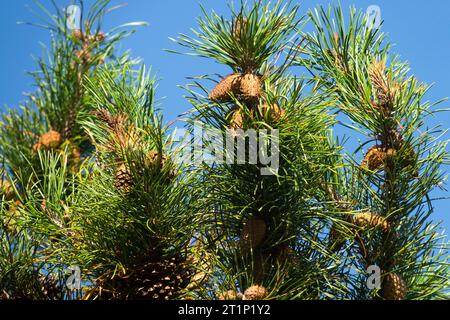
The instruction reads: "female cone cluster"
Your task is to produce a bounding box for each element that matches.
[209,17,285,131]
[361,61,415,173]
[72,27,106,65]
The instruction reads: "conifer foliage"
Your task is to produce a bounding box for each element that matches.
[0,0,448,300]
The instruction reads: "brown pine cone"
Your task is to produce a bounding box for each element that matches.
[242,285,268,300]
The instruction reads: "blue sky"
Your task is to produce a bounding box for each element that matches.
[0,0,449,234]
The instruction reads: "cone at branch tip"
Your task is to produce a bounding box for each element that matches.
[232,17,248,41]
[242,285,268,300]
[352,212,390,233]
[209,73,262,103]
[360,145,396,171]
[33,130,62,151]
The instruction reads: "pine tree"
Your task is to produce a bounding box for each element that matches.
[1,0,448,301]
[295,5,449,299]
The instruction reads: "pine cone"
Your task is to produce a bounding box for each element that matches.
[260,103,286,123]
[98,257,192,300]
[229,108,244,129]
[146,151,176,179]
[72,29,84,41]
[218,290,243,300]
[209,73,242,102]
[240,216,267,251]
[242,285,268,300]
[239,73,262,102]
[95,32,106,42]
[39,274,61,300]
[381,273,407,300]
[34,130,62,151]
[0,290,10,300]
[0,180,15,201]
[114,164,134,194]
[94,108,119,129]
[361,145,396,171]
[353,212,390,233]
[273,244,300,266]
[232,17,248,40]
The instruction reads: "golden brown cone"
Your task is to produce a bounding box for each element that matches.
[353,212,390,233]
[239,73,262,101]
[361,145,397,171]
[72,29,84,41]
[230,108,244,129]
[232,17,248,40]
[242,285,268,300]
[95,32,106,42]
[209,74,241,102]
[381,273,407,300]
[114,164,133,194]
[218,290,243,300]
[33,130,62,151]
[241,216,266,250]
[261,103,286,123]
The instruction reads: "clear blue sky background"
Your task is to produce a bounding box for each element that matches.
[0,0,449,236]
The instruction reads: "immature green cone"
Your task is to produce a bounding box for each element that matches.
[242,285,268,300]
[381,273,407,300]
[114,164,134,194]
